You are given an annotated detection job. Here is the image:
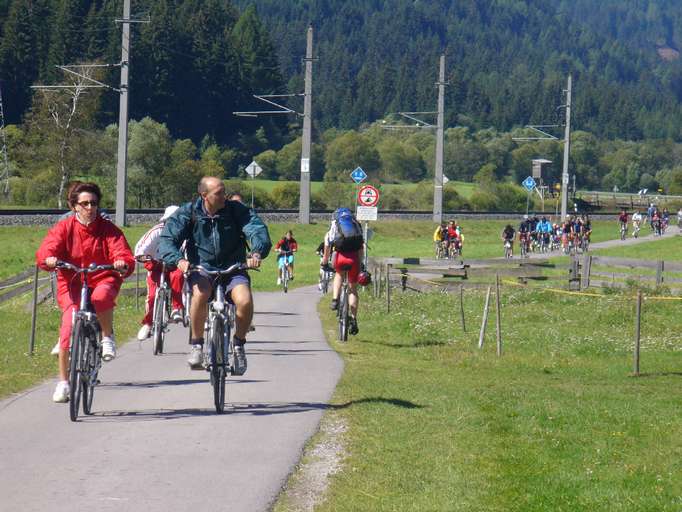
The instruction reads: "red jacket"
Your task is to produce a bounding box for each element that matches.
[36,215,135,286]
[275,238,298,254]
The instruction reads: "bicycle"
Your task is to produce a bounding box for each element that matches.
[186,263,255,413]
[138,256,172,355]
[319,263,334,294]
[620,222,627,241]
[434,241,444,259]
[503,239,513,259]
[519,234,529,258]
[56,261,120,422]
[632,222,641,238]
[279,251,293,293]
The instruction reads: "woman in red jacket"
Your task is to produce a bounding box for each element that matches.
[36,183,135,403]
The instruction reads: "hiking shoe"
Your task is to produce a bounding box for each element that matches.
[277,277,281,285]
[101,336,117,362]
[51,341,60,356]
[52,380,69,403]
[137,324,151,341]
[171,309,183,323]
[187,344,203,370]
[349,317,359,336]
[330,299,338,311]
[232,341,247,376]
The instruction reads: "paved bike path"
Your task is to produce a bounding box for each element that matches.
[0,285,342,512]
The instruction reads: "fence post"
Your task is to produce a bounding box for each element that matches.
[28,265,40,356]
[478,286,492,349]
[386,264,391,313]
[400,268,407,291]
[459,285,466,332]
[655,261,664,287]
[581,254,592,290]
[634,290,642,376]
[495,274,502,357]
[569,256,580,290]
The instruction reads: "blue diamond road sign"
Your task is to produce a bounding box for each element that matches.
[350,167,367,184]
[522,176,536,192]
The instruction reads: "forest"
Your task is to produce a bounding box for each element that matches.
[3,0,682,208]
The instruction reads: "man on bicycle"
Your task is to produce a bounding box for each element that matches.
[134,205,185,341]
[518,215,531,253]
[321,207,364,336]
[632,210,643,237]
[618,209,628,235]
[159,176,271,373]
[275,230,298,284]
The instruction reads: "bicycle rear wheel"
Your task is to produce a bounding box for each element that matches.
[152,290,167,355]
[210,316,227,413]
[338,287,349,342]
[283,267,289,293]
[68,320,85,422]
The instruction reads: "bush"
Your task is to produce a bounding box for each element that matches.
[270,182,300,208]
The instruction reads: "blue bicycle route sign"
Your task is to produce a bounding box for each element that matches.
[350,167,367,184]
[522,176,537,192]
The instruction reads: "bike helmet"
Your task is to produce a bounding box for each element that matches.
[357,271,372,286]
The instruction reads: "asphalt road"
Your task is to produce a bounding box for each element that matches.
[0,285,343,512]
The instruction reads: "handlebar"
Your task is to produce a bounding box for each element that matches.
[55,261,125,274]
[185,262,259,276]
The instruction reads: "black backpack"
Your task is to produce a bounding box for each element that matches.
[332,208,364,251]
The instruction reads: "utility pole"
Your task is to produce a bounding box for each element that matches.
[433,54,445,223]
[0,83,10,196]
[115,0,131,226]
[299,25,313,224]
[560,74,572,220]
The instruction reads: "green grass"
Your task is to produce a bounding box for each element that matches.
[594,235,682,262]
[311,287,682,511]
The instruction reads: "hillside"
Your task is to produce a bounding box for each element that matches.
[234,0,682,140]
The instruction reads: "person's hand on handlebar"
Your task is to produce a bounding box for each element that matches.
[177,259,190,274]
[44,256,58,269]
[113,260,128,271]
[247,253,262,269]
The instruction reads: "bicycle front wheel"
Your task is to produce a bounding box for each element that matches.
[68,320,86,422]
[210,316,227,413]
[82,326,100,415]
[283,267,289,293]
[152,290,167,355]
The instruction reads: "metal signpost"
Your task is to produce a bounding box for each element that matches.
[245,160,262,208]
[522,176,536,215]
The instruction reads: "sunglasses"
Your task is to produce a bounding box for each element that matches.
[77,200,99,208]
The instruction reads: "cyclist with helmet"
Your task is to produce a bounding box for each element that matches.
[518,215,531,254]
[501,224,515,256]
[321,208,365,336]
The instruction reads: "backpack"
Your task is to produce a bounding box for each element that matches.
[332,208,364,252]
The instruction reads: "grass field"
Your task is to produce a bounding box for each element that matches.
[305,284,682,511]
[594,234,682,262]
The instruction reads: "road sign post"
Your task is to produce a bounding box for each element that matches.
[522,176,536,215]
[245,160,262,208]
[356,182,379,269]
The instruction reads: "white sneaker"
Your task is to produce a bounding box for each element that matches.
[51,341,60,356]
[318,282,323,291]
[52,380,69,403]
[187,344,203,369]
[171,309,183,323]
[137,324,151,341]
[101,336,117,362]
[277,277,281,285]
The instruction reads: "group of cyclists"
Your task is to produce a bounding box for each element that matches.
[37,177,368,404]
[501,214,593,257]
[618,205,682,239]
[432,220,464,259]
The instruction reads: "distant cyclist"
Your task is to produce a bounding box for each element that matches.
[321,208,364,336]
[501,224,515,256]
[618,209,628,237]
[275,230,298,284]
[518,215,531,252]
[632,211,643,237]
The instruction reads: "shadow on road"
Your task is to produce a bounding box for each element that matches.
[99,378,268,389]
[80,397,423,422]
